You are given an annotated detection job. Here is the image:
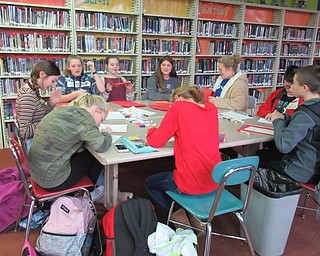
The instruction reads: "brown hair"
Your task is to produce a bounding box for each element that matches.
[156,56,178,92]
[171,85,204,103]
[218,54,242,73]
[295,65,320,94]
[29,60,60,97]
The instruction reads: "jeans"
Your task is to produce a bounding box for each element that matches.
[145,171,180,211]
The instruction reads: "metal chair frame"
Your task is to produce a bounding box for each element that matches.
[166,156,258,256]
[9,132,96,243]
[296,183,319,218]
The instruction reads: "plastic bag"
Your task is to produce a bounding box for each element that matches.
[255,168,301,193]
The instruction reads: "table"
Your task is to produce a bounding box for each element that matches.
[89,101,274,209]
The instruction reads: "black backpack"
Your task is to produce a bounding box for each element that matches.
[103,198,157,256]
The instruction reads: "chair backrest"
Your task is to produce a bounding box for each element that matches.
[209,156,259,220]
[13,119,29,157]
[248,96,257,113]
[9,132,32,198]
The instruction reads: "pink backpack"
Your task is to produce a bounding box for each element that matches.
[35,195,96,256]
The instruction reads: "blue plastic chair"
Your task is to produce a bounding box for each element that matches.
[166,156,259,256]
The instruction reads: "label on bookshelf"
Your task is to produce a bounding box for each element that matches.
[75,0,133,13]
[198,2,235,21]
[143,0,190,17]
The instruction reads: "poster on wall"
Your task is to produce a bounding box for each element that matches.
[75,0,133,12]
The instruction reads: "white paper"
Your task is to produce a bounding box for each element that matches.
[101,124,128,133]
[258,118,272,124]
[244,126,274,135]
[112,135,122,144]
[106,111,126,120]
[221,111,253,120]
[119,106,156,117]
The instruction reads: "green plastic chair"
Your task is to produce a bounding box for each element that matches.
[166,156,259,256]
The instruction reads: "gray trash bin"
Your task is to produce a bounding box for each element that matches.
[241,183,302,256]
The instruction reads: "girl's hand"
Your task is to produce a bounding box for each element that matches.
[49,89,62,105]
[125,82,134,93]
[269,110,285,121]
[208,96,215,104]
[106,83,112,93]
[86,61,96,72]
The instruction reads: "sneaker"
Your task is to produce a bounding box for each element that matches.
[90,185,105,202]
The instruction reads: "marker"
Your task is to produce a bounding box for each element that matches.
[240,130,250,135]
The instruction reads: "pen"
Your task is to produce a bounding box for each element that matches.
[239,130,250,135]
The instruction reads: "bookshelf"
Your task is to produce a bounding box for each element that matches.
[0,0,72,148]
[195,1,243,89]
[0,0,320,148]
[140,0,197,97]
[74,0,141,95]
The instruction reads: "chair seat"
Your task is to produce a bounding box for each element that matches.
[166,189,244,220]
[31,175,94,198]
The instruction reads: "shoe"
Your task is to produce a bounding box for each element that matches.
[90,185,105,202]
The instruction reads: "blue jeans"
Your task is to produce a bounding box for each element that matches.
[145,171,181,210]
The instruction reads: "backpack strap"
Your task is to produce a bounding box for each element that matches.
[120,198,154,256]
[296,103,320,125]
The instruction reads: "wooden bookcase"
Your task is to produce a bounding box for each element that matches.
[0,0,319,148]
[0,0,72,148]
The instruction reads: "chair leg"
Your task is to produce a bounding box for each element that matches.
[15,191,27,231]
[300,190,310,219]
[204,223,212,256]
[166,201,175,226]
[236,213,255,256]
[24,200,36,241]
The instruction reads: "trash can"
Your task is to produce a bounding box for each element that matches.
[241,183,302,256]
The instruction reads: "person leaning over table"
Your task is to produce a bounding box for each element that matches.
[208,54,248,112]
[16,60,62,152]
[55,55,105,102]
[145,55,181,101]
[257,65,320,185]
[101,56,135,101]
[145,85,222,211]
[257,65,303,118]
[28,94,112,199]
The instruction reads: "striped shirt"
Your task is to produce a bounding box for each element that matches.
[16,85,51,140]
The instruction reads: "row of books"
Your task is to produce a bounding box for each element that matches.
[0,33,70,52]
[240,59,274,72]
[194,75,218,87]
[3,101,16,120]
[0,5,69,29]
[247,74,273,87]
[142,39,191,55]
[282,28,313,41]
[279,59,309,71]
[76,13,134,32]
[0,57,67,76]
[196,40,237,56]
[242,42,277,56]
[142,18,191,35]
[141,58,189,74]
[76,35,135,54]
[195,59,218,73]
[243,25,278,40]
[278,59,309,71]
[197,21,237,37]
[315,45,320,56]
[281,43,311,56]
[1,78,26,97]
[317,29,320,41]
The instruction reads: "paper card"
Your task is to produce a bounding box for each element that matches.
[258,118,272,124]
[119,106,156,117]
[238,124,274,136]
[221,111,254,120]
[100,124,128,133]
[106,111,126,120]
